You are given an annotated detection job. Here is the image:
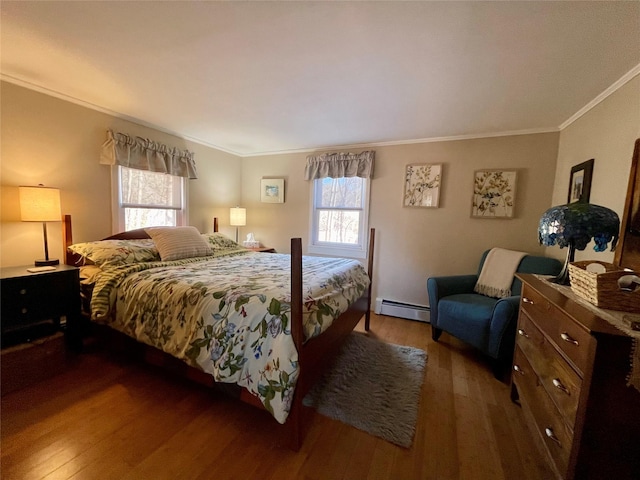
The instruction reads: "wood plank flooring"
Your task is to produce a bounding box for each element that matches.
[1,314,554,479]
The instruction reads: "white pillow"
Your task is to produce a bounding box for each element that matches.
[145,226,213,261]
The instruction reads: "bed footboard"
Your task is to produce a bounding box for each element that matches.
[285,228,374,450]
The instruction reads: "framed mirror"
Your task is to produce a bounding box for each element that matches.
[614,138,640,272]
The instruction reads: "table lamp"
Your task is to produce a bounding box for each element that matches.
[538,202,620,285]
[229,206,246,243]
[19,185,62,266]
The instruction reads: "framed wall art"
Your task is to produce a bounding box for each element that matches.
[568,158,594,204]
[403,163,442,208]
[471,169,517,218]
[261,178,285,203]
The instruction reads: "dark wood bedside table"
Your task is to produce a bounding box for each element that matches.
[1,264,80,348]
[248,247,276,253]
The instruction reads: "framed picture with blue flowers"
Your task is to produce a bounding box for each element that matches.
[471,169,517,218]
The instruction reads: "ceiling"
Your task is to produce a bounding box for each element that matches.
[1,1,639,157]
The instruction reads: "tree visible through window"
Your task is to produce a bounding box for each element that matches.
[310,176,369,258]
[119,167,184,231]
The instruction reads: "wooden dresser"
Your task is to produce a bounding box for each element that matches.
[511,274,640,479]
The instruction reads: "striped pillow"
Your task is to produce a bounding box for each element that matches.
[145,226,213,261]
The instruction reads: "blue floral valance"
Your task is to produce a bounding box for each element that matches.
[100,130,197,179]
[304,151,375,180]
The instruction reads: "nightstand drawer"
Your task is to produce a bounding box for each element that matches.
[3,275,73,318]
[517,312,582,428]
[1,266,80,341]
[513,346,573,476]
[521,283,593,375]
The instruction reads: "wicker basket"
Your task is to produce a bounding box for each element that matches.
[568,261,640,313]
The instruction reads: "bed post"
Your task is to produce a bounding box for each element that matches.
[288,237,304,449]
[290,237,303,349]
[213,217,219,233]
[63,214,74,265]
[365,228,375,331]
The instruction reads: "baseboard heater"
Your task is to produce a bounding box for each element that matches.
[374,298,430,323]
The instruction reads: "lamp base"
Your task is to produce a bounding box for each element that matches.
[35,258,59,267]
[550,243,576,286]
[551,265,571,285]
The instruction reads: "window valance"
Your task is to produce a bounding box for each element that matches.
[100,130,198,179]
[304,151,375,180]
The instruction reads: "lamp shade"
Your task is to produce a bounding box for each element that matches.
[538,203,620,252]
[229,207,246,226]
[538,203,620,285]
[19,186,61,222]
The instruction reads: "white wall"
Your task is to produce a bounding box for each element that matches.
[550,75,640,265]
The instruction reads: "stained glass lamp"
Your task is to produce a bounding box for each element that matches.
[538,203,620,285]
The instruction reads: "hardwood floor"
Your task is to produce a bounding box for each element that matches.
[1,314,554,480]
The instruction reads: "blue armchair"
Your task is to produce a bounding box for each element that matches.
[427,250,561,377]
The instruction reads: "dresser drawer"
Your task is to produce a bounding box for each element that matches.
[513,346,573,476]
[517,312,582,428]
[521,284,593,375]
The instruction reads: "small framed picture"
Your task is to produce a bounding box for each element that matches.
[568,159,594,204]
[403,164,442,208]
[471,169,517,218]
[261,178,285,203]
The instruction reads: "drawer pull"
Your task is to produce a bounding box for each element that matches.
[545,427,561,446]
[552,378,570,395]
[522,297,534,304]
[560,333,579,346]
[517,328,529,338]
[513,364,525,375]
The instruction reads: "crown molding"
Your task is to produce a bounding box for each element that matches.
[0,74,243,156]
[240,127,559,157]
[4,63,637,158]
[559,62,640,131]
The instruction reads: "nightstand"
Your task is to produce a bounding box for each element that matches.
[1,264,80,348]
[248,247,276,253]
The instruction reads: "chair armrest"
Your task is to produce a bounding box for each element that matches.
[427,275,478,299]
[487,295,520,359]
[427,275,478,328]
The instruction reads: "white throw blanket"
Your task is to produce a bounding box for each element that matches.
[474,248,527,298]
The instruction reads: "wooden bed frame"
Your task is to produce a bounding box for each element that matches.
[62,215,374,450]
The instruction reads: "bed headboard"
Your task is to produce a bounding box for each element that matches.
[63,216,219,265]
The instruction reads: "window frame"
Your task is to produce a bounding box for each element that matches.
[308,176,370,259]
[110,166,188,232]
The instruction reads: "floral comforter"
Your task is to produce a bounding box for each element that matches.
[89,250,370,423]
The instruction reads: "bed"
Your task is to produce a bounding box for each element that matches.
[62,215,374,449]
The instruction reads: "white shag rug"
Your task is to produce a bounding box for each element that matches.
[303,332,427,448]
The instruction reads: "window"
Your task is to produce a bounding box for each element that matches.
[309,176,370,258]
[112,166,186,231]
